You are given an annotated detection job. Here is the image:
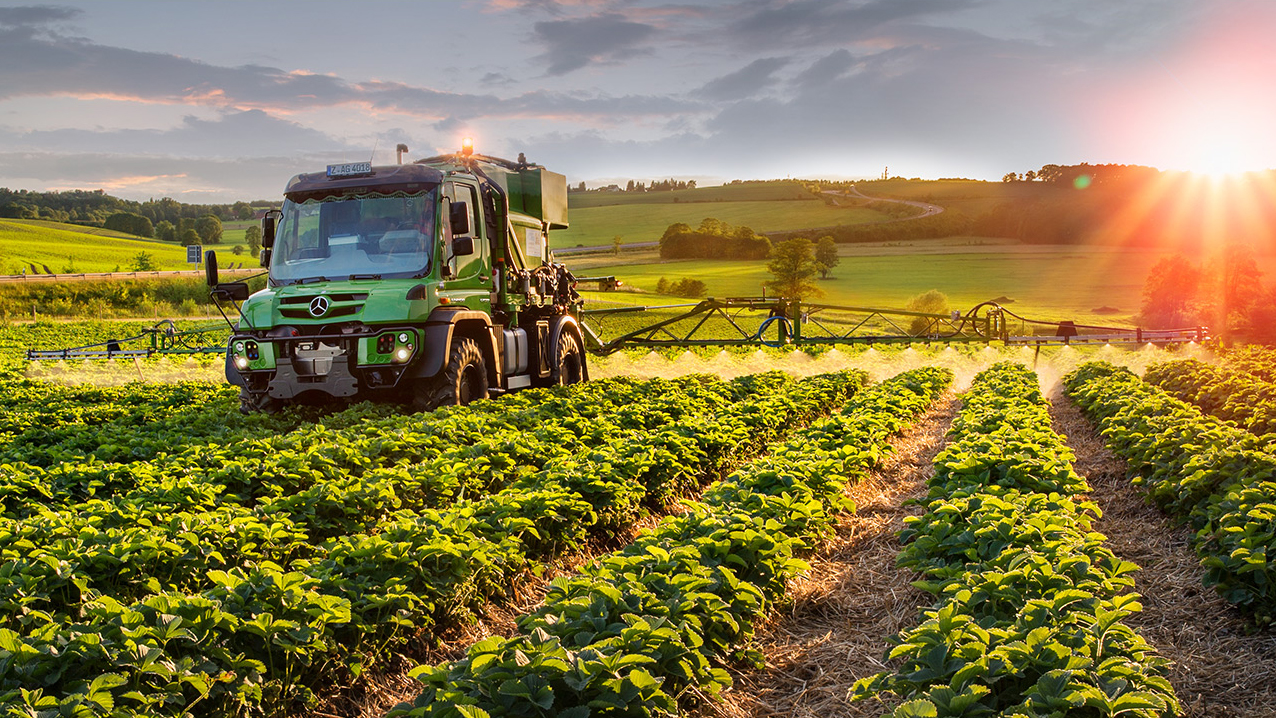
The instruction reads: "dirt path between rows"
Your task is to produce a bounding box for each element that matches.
[692,394,959,718]
[1049,391,1276,718]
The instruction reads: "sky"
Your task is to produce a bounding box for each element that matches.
[1,0,1275,202]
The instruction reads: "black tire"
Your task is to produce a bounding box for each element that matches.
[551,330,586,386]
[239,389,281,415]
[414,337,489,411]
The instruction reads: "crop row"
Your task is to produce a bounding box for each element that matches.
[0,372,806,624]
[389,366,955,718]
[0,372,772,518]
[0,371,863,717]
[1065,361,1276,625]
[1221,345,1276,384]
[1143,358,1276,437]
[854,362,1178,718]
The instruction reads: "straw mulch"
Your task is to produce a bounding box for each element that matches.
[1049,391,1276,718]
[692,394,961,718]
[319,512,666,718]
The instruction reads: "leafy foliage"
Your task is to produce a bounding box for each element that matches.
[1065,361,1276,625]
[855,363,1178,718]
[390,367,953,717]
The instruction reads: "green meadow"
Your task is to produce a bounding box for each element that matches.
[554,180,895,248]
[0,219,191,273]
[570,240,1276,325]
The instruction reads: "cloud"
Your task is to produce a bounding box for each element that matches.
[0,5,79,27]
[1,109,348,157]
[699,57,790,101]
[0,23,690,125]
[729,0,980,48]
[533,13,658,75]
[0,151,328,201]
[794,49,857,87]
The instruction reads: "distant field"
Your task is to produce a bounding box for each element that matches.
[554,201,892,248]
[851,178,1057,216]
[0,219,191,273]
[0,219,262,274]
[569,181,819,208]
[572,244,1276,325]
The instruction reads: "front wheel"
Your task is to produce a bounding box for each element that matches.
[414,337,489,412]
[551,331,586,386]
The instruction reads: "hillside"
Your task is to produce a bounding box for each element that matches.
[554,180,898,248]
[0,219,192,273]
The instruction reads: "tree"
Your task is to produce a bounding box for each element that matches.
[245,225,262,254]
[764,237,823,300]
[1140,254,1200,328]
[656,277,670,294]
[179,228,201,246]
[233,201,254,221]
[130,252,157,272]
[1002,172,1018,183]
[1200,243,1264,338]
[155,220,176,242]
[814,236,839,279]
[195,214,223,244]
[904,289,950,335]
[104,211,153,238]
[232,244,244,256]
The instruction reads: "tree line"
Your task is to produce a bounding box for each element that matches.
[0,188,273,231]
[1140,244,1275,342]
[659,218,773,260]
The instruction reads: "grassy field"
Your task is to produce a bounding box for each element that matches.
[552,180,899,248]
[554,201,892,248]
[849,178,1052,216]
[0,219,262,275]
[569,181,819,208]
[569,240,1276,325]
[0,219,192,273]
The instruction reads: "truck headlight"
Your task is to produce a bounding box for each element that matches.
[235,356,249,370]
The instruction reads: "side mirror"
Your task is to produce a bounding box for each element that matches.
[449,201,470,236]
[260,248,272,268]
[205,250,219,286]
[452,235,475,257]
[212,282,250,302]
[261,211,279,248]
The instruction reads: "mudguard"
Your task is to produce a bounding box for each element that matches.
[409,308,501,385]
[548,314,589,382]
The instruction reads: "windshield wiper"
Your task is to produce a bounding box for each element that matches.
[289,276,328,286]
[348,273,382,281]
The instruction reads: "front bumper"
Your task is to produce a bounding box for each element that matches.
[226,326,422,400]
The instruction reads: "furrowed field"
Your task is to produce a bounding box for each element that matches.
[2,321,1275,718]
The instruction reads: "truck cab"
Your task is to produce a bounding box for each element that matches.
[209,147,586,413]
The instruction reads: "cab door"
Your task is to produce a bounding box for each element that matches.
[442,181,492,307]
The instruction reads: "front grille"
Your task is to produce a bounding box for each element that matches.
[281,305,360,319]
[278,293,368,320]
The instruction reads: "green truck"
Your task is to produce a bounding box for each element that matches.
[205,143,588,413]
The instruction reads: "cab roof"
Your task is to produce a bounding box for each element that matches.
[284,163,445,199]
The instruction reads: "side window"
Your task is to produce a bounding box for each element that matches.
[448,182,486,279]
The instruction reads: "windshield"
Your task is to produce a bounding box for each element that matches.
[270,189,437,284]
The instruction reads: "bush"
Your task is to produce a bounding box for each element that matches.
[655,277,706,298]
[905,289,950,335]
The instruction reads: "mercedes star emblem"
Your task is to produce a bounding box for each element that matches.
[308,296,330,318]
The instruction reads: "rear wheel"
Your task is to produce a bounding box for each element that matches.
[414,337,488,411]
[551,331,585,386]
